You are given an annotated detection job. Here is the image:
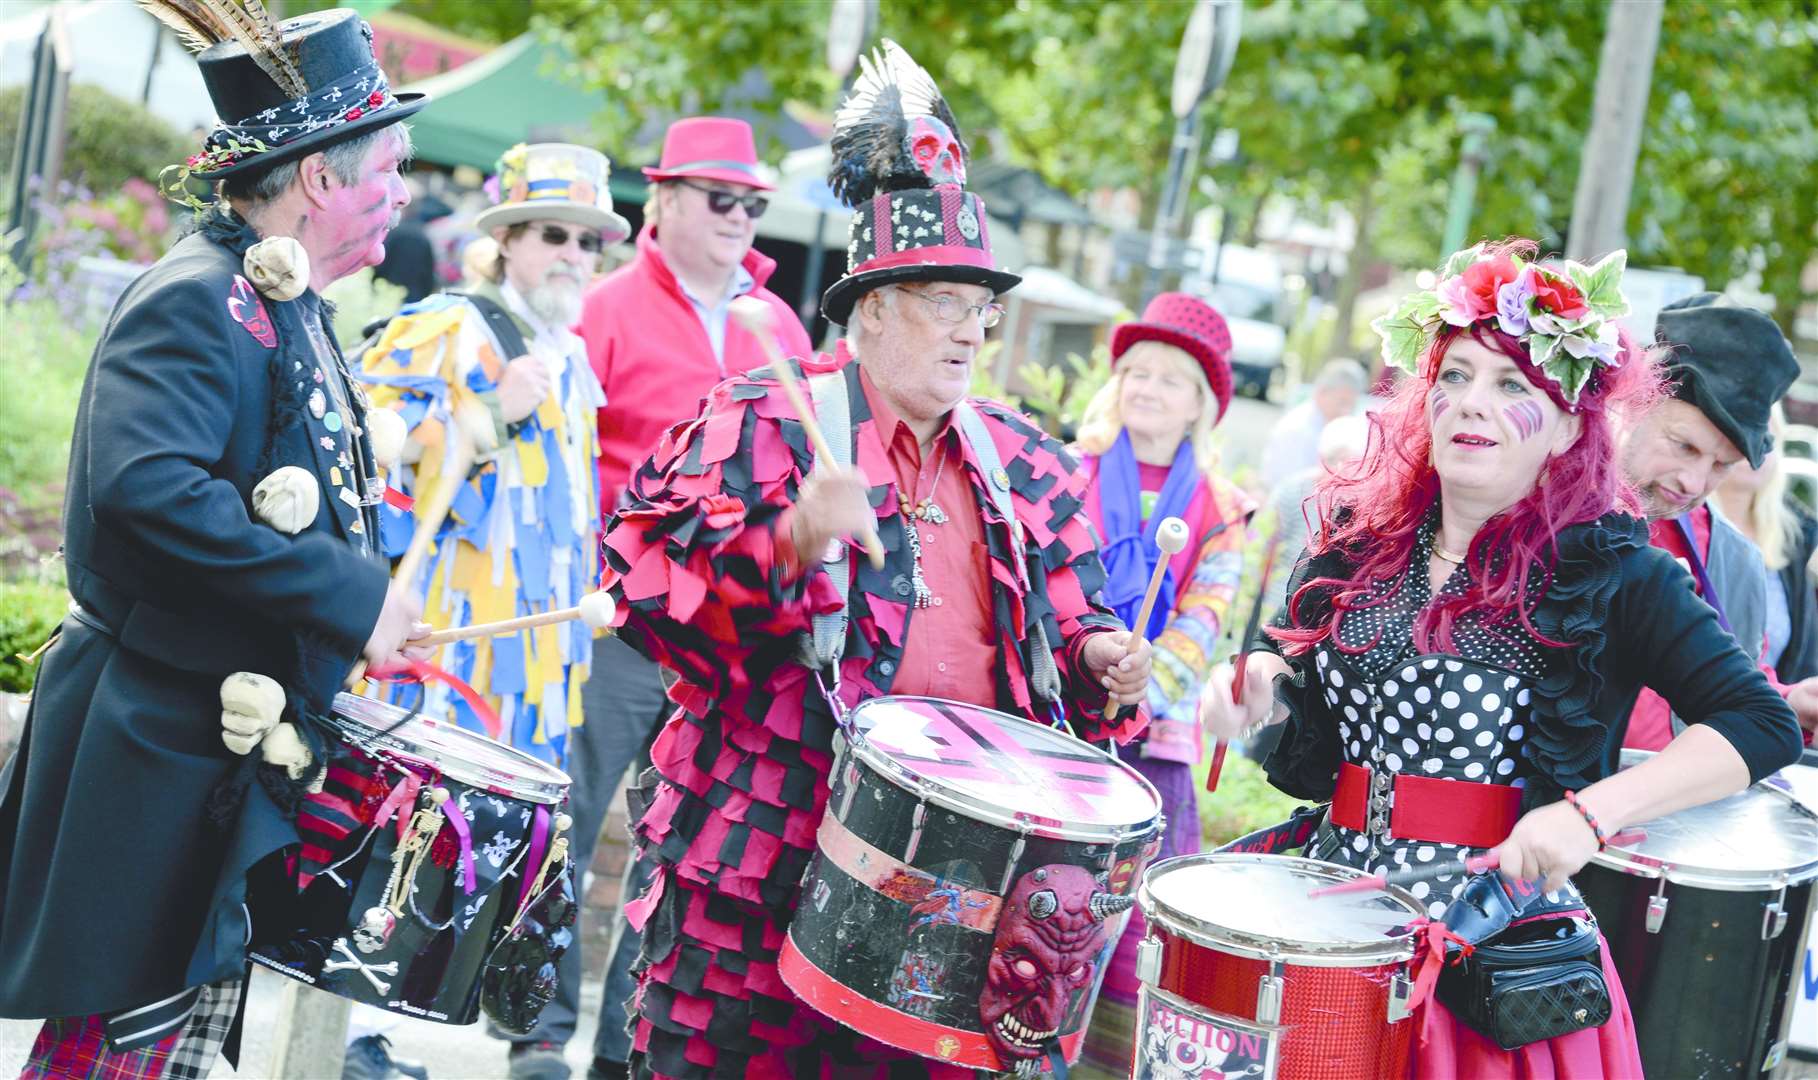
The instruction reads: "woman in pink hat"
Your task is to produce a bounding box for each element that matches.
[1071,292,1256,1067]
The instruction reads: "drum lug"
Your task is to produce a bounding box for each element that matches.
[836,758,861,823]
[1135,935,1162,985]
[1645,879,1669,934]
[999,829,1029,895]
[903,801,928,864]
[1387,971,1414,1024]
[1255,969,1284,1025]
[1763,1039,1788,1072]
[1761,882,1789,941]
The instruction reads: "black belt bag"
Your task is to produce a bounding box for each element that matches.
[1438,912,1613,1049]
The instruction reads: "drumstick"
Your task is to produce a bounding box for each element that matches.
[347,402,489,688]
[728,296,885,571]
[415,591,617,647]
[1208,531,1285,792]
[1103,517,1191,721]
[1305,829,1648,898]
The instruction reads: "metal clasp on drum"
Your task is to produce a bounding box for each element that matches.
[1645,878,1669,934]
[1761,879,1790,941]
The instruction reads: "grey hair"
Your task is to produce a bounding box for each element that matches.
[843,285,899,351]
[221,122,413,205]
[1314,358,1368,393]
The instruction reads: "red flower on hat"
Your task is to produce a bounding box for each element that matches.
[368,90,385,106]
[187,155,201,168]
[1530,269,1589,319]
[345,106,364,121]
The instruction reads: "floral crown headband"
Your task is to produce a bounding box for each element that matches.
[1371,244,1631,408]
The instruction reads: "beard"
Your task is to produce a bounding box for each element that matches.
[525,268,584,327]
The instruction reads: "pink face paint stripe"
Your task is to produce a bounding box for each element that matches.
[1505,400,1545,441]
[1428,385,1450,418]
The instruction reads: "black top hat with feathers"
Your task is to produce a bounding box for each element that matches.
[821,40,1019,327]
[142,3,426,182]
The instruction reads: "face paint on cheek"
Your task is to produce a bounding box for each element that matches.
[1428,384,1450,419]
[1504,400,1546,441]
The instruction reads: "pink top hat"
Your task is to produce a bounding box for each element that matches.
[641,116,775,192]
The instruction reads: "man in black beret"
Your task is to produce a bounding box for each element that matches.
[1619,292,1817,750]
[0,8,430,1077]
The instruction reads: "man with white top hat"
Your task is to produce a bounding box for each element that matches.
[357,142,629,767]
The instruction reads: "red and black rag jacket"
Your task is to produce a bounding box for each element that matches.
[601,354,1147,913]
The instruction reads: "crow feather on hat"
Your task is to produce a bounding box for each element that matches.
[140,0,307,99]
[828,39,968,208]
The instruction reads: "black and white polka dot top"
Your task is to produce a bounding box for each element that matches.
[1304,518,1576,918]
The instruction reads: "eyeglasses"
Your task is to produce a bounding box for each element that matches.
[677,179,769,219]
[537,225,604,254]
[894,286,1006,329]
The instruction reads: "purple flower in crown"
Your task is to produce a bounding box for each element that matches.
[1496,272,1534,336]
[482,173,502,204]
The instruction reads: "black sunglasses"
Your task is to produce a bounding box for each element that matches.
[537,224,604,253]
[677,179,769,219]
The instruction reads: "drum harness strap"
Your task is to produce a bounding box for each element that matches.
[798,370,1066,741]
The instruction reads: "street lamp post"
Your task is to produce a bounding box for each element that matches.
[1439,113,1496,258]
[1142,0,1241,302]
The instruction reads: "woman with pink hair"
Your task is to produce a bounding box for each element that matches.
[1200,240,1803,1074]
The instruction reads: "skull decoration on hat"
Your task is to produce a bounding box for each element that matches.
[1371,243,1632,410]
[820,39,1021,326]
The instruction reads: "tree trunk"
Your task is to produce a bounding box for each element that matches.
[1328,182,1376,362]
[1566,0,1664,260]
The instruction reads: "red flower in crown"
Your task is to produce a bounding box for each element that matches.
[367,90,385,106]
[1530,269,1589,319]
[345,106,364,122]
[1456,256,1521,321]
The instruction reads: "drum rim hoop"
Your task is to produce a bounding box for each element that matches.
[845,695,1163,842]
[1137,852,1421,967]
[1600,749,1818,887]
[331,692,573,804]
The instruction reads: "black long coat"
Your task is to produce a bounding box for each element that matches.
[0,222,388,1017]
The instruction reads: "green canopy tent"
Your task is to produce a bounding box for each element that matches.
[400,34,640,202]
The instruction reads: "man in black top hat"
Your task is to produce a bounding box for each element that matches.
[1618,292,1818,749]
[0,7,429,1076]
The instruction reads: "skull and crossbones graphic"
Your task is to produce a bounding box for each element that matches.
[324,937,399,995]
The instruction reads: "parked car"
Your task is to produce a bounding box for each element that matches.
[1186,245,1287,400]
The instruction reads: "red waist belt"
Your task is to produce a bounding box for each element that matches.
[1330,762,1522,849]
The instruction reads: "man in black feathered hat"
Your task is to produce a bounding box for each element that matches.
[0,7,431,1075]
[1619,292,1818,750]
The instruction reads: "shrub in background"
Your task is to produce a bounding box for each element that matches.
[0,580,68,694]
[0,84,193,207]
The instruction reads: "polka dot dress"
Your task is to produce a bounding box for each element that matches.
[1307,516,1578,918]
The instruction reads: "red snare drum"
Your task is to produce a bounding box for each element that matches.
[1133,853,1421,1079]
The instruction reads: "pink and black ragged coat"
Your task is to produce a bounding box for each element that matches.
[599,356,1146,1014]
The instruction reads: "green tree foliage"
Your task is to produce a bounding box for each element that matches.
[526,1,1818,324]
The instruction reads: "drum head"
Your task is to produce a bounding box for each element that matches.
[1140,853,1421,965]
[1595,750,1818,888]
[333,693,571,805]
[849,696,1160,841]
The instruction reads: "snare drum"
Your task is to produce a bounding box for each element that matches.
[245,693,572,1024]
[1577,750,1818,1076]
[778,696,1163,1073]
[1133,853,1423,1079]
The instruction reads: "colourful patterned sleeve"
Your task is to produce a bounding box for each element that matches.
[602,376,844,699]
[1148,479,1254,719]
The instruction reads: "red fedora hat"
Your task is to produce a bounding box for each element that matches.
[642,116,775,191]
[1110,292,1235,421]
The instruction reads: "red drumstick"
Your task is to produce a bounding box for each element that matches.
[1207,531,1284,793]
[1305,829,1647,898]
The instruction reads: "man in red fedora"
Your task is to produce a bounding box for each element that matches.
[508,117,811,1080]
